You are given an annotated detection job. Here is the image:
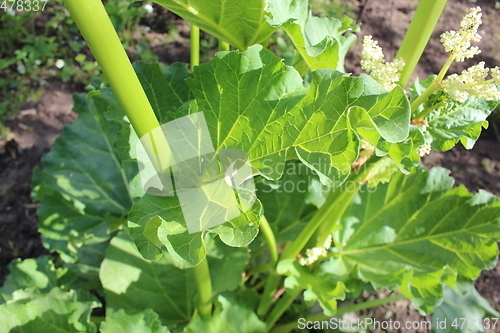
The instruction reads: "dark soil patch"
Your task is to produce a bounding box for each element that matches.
[0,84,74,285]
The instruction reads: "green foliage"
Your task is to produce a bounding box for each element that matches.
[100,231,249,328]
[324,167,500,313]
[266,0,358,72]
[100,309,170,333]
[411,76,498,151]
[0,257,100,332]
[185,294,267,333]
[127,46,411,267]
[432,283,500,333]
[151,0,276,50]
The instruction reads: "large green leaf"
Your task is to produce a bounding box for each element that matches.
[31,92,136,256]
[128,194,261,266]
[266,0,358,72]
[0,257,101,331]
[0,257,63,303]
[426,97,498,151]
[323,167,500,313]
[100,309,170,333]
[187,45,409,183]
[100,231,196,327]
[256,161,320,243]
[130,46,410,265]
[410,76,498,151]
[100,231,250,326]
[432,283,500,333]
[0,288,99,333]
[151,0,276,50]
[184,294,267,333]
[277,259,346,315]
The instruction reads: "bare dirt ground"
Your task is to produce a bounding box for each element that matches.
[0,1,499,332]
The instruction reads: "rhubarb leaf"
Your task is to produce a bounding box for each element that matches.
[31,92,137,279]
[410,77,498,151]
[0,289,99,333]
[431,283,500,333]
[266,0,358,71]
[151,0,276,50]
[325,167,500,313]
[100,309,170,333]
[100,231,196,326]
[129,46,410,265]
[184,294,266,333]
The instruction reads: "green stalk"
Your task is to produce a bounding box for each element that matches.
[257,162,375,316]
[192,258,213,317]
[266,289,301,330]
[284,161,376,259]
[254,215,279,317]
[219,40,231,52]
[62,0,159,139]
[62,0,173,172]
[63,0,212,317]
[260,215,279,266]
[257,272,281,316]
[270,294,406,333]
[189,23,213,319]
[259,158,381,317]
[396,0,448,87]
[190,24,200,71]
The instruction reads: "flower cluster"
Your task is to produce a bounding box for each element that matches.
[441,62,500,102]
[299,235,333,266]
[361,35,405,91]
[416,144,431,157]
[440,7,482,62]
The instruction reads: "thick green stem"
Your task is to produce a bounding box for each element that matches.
[255,214,280,316]
[411,80,438,115]
[192,258,213,318]
[266,289,301,330]
[411,54,455,116]
[284,162,375,259]
[257,272,281,316]
[270,294,406,333]
[396,0,448,87]
[190,24,200,71]
[260,215,279,266]
[63,0,173,172]
[317,190,358,246]
[219,40,230,52]
[63,0,213,318]
[62,0,159,138]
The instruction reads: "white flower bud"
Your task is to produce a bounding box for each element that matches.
[55,59,65,69]
[442,62,500,102]
[416,144,431,157]
[440,7,482,62]
[361,35,405,91]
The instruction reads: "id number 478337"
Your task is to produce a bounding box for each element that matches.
[1,0,47,11]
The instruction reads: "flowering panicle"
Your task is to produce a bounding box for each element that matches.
[361,35,405,91]
[299,235,333,266]
[440,7,482,62]
[441,62,500,102]
[416,144,431,157]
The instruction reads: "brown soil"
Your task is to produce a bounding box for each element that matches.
[1,1,500,331]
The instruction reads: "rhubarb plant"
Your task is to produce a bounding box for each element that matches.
[1,0,500,332]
